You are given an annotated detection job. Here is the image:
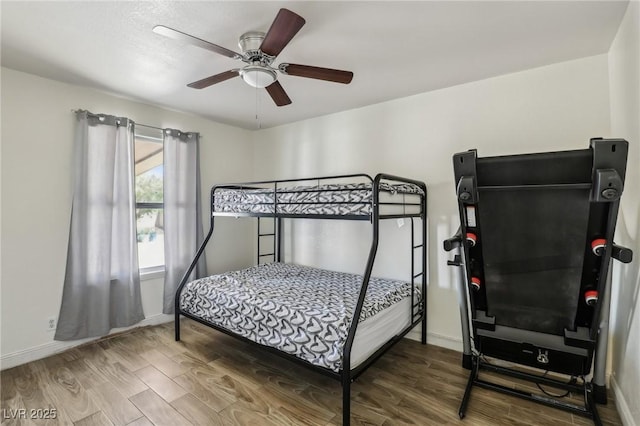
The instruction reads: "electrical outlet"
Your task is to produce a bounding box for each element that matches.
[46,316,57,331]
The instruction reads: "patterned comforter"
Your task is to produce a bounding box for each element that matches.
[180,262,418,372]
[213,182,424,216]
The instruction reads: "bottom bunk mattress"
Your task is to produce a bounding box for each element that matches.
[179,262,420,372]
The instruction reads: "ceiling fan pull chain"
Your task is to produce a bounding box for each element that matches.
[255,84,262,130]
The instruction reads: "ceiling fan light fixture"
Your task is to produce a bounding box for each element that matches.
[240,66,276,89]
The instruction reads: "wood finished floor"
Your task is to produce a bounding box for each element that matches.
[0,319,623,425]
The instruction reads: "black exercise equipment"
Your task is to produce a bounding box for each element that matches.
[444,138,632,424]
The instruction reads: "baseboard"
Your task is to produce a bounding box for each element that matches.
[611,375,637,426]
[0,314,173,370]
[407,328,464,352]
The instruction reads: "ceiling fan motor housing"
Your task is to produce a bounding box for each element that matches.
[239,31,266,59]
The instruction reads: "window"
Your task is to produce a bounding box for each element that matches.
[134,128,164,271]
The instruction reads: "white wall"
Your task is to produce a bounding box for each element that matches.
[608,2,640,425]
[0,68,254,367]
[252,54,612,349]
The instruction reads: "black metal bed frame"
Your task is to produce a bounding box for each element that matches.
[173,173,428,425]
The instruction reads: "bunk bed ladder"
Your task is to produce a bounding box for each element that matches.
[410,218,423,317]
[411,217,427,342]
[257,217,278,264]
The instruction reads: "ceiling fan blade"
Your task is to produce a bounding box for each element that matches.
[265,81,292,106]
[260,9,306,57]
[153,25,242,60]
[187,70,239,89]
[280,64,353,84]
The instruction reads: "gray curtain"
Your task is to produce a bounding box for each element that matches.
[55,111,145,341]
[163,130,206,314]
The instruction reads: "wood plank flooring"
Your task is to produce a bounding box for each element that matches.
[0,319,623,425]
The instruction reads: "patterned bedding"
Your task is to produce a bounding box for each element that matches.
[213,182,424,216]
[180,262,419,372]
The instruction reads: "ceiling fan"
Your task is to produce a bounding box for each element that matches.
[153,8,354,106]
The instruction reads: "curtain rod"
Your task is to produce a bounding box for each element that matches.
[71,109,199,137]
[136,123,165,131]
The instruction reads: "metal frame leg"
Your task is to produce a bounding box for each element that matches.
[587,387,603,426]
[175,311,181,341]
[459,356,478,419]
[453,246,473,369]
[592,263,613,404]
[342,376,351,426]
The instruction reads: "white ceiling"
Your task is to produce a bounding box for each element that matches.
[1,1,628,130]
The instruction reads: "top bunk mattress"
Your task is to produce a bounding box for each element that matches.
[179,262,420,372]
[213,181,424,216]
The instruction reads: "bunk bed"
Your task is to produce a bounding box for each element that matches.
[174,173,427,425]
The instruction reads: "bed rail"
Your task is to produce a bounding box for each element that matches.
[209,173,424,221]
